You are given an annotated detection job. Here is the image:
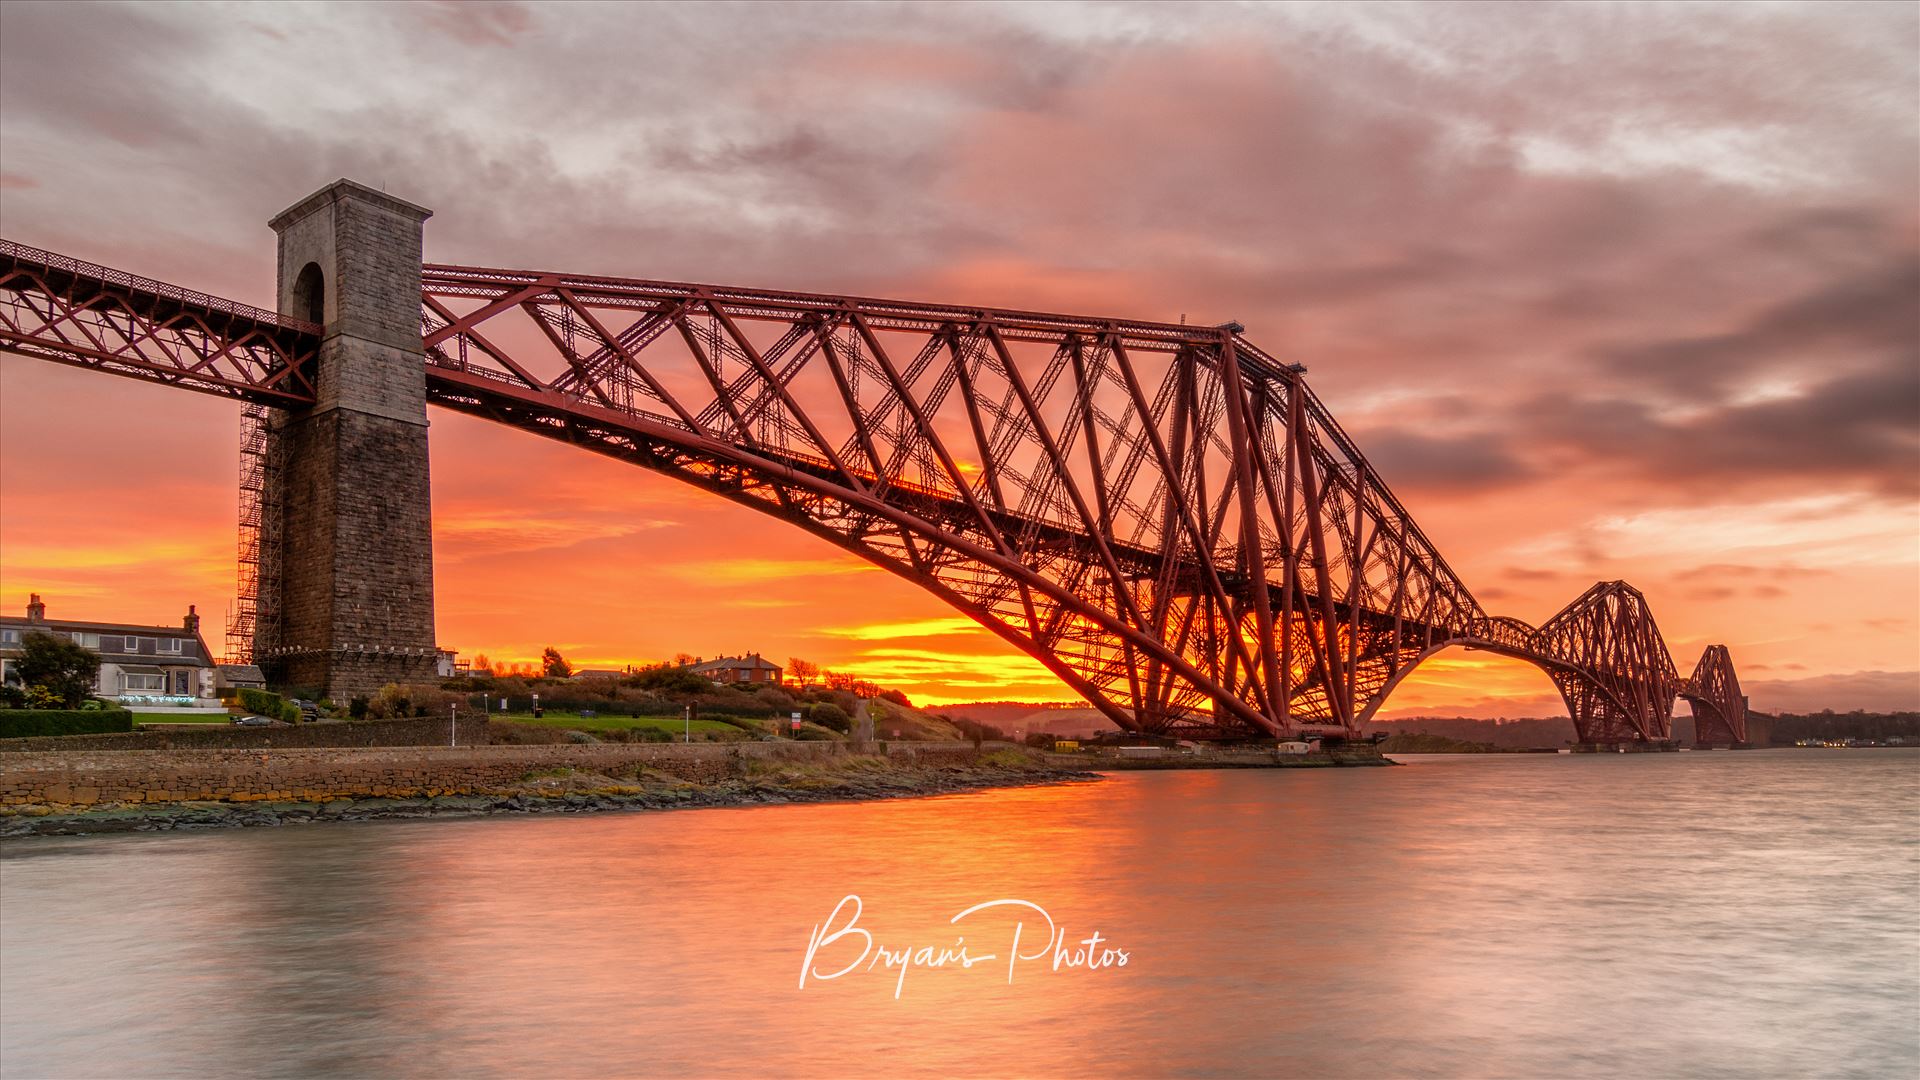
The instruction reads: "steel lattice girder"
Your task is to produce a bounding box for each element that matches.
[0,240,319,405]
[0,236,1754,740]
[1682,644,1747,744]
[417,261,1498,736]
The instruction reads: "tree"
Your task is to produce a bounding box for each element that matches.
[469,653,492,675]
[16,631,98,708]
[787,657,820,687]
[542,646,572,679]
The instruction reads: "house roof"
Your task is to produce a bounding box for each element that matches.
[688,654,781,673]
[4,615,196,637]
[1,616,213,667]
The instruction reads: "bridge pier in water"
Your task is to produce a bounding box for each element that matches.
[258,180,440,702]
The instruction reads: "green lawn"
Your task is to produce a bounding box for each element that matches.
[133,712,233,725]
[487,710,748,735]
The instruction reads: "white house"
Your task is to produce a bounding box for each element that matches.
[1,594,218,705]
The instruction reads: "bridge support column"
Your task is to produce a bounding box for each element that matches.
[260,179,438,702]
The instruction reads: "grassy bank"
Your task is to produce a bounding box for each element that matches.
[0,747,1098,837]
[1377,732,1506,754]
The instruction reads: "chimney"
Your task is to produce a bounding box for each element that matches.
[26,594,44,622]
[183,604,200,635]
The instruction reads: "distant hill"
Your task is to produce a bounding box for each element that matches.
[865,697,965,741]
[934,701,1120,739]
[1363,716,1578,749]
[1366,712,1920,746]
[1378,732,1506,753]
[918,704,1918,747]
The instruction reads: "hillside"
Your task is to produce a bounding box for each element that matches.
[936,701,1120,739]
[865,698,965,741]
[1377,732,1506,754]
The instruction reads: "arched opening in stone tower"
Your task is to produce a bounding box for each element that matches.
[291,261,324,325]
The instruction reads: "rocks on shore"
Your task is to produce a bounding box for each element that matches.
[0,763,1098,838]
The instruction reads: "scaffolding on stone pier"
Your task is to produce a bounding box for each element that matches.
[224,405,280,664]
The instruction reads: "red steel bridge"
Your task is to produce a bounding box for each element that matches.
[0,188,1749,746]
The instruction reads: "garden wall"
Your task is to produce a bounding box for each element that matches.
[0,714,489,754]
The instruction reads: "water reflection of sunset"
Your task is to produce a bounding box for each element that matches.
[11,756,1913,1077]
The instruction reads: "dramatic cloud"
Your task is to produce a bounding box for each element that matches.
[1,1,1913,709]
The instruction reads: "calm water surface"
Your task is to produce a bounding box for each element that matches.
[3,749,1916,1079]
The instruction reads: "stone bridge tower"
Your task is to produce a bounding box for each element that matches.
[260,180,439,701]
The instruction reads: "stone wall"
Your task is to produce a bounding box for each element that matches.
[0,715,489,754]
[0,740,957,808]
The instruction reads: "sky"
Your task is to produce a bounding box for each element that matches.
[0,1,1915,715]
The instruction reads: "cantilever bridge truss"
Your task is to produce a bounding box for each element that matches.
[0,237,1747,743]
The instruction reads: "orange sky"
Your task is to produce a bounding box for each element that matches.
[1,3,1915,716]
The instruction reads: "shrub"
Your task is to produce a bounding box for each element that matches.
[0,684,25,709]
[566,730,598,744]
[348,696,370,720]
[365,684,411,720]
[629,667,715,695]
[364,683,467,721]
[0,709,134,738]
[238,687,285,717]
[807,702,852,734]
[23,685,64,710]
[281,703,303,724]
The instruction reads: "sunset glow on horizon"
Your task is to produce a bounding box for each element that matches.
[2,3,1915,718]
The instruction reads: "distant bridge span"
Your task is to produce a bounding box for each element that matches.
[0,181,1746,744]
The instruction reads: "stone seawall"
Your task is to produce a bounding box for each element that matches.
[0,715,490,754]
[0,741,987,808]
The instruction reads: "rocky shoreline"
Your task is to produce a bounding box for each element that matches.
[0,759,1100,838]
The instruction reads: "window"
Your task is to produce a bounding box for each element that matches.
[121,672,166,692]
[160,638,183,654]
[73,632,101,648]
[0,629,16,645]
[123,636,148,653]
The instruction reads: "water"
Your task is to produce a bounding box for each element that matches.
[3,749,1916,1079]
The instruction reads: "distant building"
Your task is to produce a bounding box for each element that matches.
[688,653,782,685]
[570,668,628,680]
[1,593,216,703]
[214,664,267,692]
